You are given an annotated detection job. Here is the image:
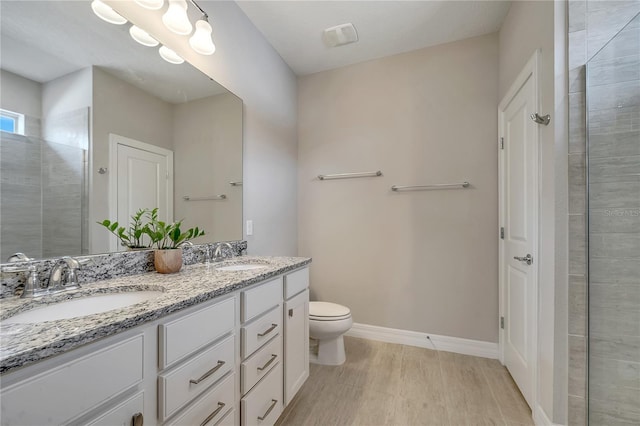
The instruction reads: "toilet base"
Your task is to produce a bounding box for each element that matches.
[309,335,346,366]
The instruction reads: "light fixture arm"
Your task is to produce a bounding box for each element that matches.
[188,0,208,20]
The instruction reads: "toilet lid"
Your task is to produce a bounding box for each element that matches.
[309,301,351,319]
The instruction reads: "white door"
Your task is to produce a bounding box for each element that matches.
[498,53,540,409]
[109,134,173,251]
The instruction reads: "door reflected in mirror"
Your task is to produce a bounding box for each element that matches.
[0,0,243,260]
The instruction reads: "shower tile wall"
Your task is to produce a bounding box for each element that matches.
[41,108,89,257]
[0,132,43,260]
[587,15,640,425]
[0,108,88,261]
[567,1,640,424]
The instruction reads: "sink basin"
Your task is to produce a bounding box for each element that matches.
[216,264,267,272]
[2,291,164,324]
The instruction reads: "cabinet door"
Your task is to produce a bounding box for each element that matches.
[283,289,309,405]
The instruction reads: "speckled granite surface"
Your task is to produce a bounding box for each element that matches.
[0,241,247,299]
[0,255,310,375]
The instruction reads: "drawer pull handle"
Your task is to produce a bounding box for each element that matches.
[200,402,225,426]
[258,399,278,421]
[258,323,277,337]
[257,354,278,371]
[189,360,225,384]
[132,412,144,426]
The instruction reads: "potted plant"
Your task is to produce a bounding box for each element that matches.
[97,208,150,250]
[144,208,205,274]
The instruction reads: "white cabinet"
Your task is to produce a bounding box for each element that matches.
[0,265,311,426]
[0,334,144,426]
[283,268,309,405]
[284,289,309,405]
[239,278,284,426]
[157,296,236,425]
[240,363,283,426]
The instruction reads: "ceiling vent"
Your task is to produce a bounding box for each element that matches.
[322,23,358,48]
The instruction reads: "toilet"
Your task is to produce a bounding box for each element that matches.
[308,301,353,365]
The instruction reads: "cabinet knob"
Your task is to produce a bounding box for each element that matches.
[132,412,143,426]
[289,308,294,317]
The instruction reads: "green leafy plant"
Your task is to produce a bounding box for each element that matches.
[144,208,205,249]
[97,208,150,249]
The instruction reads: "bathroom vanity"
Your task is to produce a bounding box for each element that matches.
[0,257,310,426]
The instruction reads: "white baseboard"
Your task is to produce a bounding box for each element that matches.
[534,405,561,426]
[345,322,499,359]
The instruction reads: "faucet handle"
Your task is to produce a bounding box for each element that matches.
[20,264,43,298]
[6,252,32,263]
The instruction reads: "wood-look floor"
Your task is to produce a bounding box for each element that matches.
[276,337,533,426]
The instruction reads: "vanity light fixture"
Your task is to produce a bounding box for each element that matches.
[91,0,215,61]
[130,25,159,47]
[189,19,215,55]
[134,0,164,10]
[162,0,192,35]
[91,0,127,25]
[159,45,184,64]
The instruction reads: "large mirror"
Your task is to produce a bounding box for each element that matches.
[0,0,243,261]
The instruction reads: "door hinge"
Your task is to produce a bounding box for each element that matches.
[500,137,504,150]
[288,308,294,317]
[500,316,504,329]
[500,227,504,239]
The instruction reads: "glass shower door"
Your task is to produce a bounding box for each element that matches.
[586,12,640,426]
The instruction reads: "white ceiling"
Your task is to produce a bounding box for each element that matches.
[0,0,226,104]
[236,1,512,76]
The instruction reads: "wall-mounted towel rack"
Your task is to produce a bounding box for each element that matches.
[391,182,470,191]
[229,181,243,186]
[183,194,227,201]
[318,170,382,180]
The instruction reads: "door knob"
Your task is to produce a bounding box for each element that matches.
[514,254,533,265]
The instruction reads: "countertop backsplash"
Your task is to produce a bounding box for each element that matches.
[0,241,247,299]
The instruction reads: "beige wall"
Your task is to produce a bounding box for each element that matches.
[42,68,92,121]
[298,33,499,343]
[91,67,174,253]
[499,1,567,422]
[0,69,42,119]
[173,93,243,242]
[108,1,298,256]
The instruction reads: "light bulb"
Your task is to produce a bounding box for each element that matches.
[189,20,216,55]
[134,0,164,10]
[130,25,159,47]
[91,0,127,25]
[159,45,184,64]
[162,0,192,35]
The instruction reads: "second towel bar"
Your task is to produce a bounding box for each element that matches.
[183,195,227,201]
[391,182,470,191]
[318,170,382,180]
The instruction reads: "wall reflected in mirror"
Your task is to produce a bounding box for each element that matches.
[0,0,243,261]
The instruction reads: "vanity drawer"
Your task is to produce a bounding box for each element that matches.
[84,391,144,426]
[1,334,143,426]
[217,408,236,426]
[284,268,309,300]
[241,305,282,359]
[241,334,282,394]
[159,335,235,421]
[241,363,283,426]
[159,297,235,369]
[241,277,283,323]
[166,373,235,426]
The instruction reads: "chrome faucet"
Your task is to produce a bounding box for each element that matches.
[212,242,234,261]
[48,256,82,292]
[1,255,44,298]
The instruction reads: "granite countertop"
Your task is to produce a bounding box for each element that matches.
[0,256,311,375]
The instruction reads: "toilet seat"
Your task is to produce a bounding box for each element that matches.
[309,301,351,321]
